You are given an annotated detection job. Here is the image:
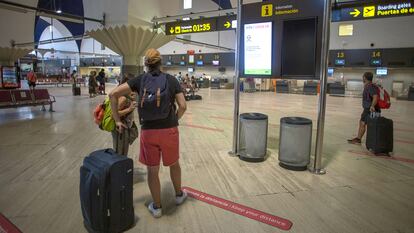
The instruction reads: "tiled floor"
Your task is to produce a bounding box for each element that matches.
[0,85,413,233]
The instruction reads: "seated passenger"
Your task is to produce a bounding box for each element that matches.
[109,48,187,218]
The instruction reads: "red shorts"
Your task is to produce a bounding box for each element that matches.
[139,127,179,167]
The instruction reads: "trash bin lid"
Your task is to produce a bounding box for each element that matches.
[280,117,312,125]
[240,113,268,120]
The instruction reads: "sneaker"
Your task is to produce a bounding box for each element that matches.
[148,202,162,218]
[347,137,361,144]
[175,190,188,205]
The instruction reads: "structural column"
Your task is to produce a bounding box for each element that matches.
[310,0,331,175]
[122,55,140,77]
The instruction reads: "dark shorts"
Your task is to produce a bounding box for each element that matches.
[360,108,381,123]
[29,82,36,87]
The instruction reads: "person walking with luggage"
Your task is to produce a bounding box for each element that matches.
[348,72,380,144]
[88,71,98,98]
[109,48,187,218]
[98,69,106,95]
[27,69,37,91]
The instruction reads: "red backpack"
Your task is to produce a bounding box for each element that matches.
[371,84,391,109]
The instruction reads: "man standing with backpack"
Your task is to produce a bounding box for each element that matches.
[109,48,187,218]
[348,72,380,144]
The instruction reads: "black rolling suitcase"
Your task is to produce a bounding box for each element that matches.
[73,84,81,96]
[366,113,393,155]
[80,149,135,233]
[190,95,202,100]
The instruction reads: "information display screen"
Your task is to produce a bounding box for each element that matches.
[212,60,220,66]
[376,68,388,76]
[281,18,317,77]
[335,59,346,66]
[196,61,203,66]
[1,66,18,88]
[244,22,272,75]
[328,68,334,77]
[188,67,194,73]
[188,55,194,64]
[370,59,381,66]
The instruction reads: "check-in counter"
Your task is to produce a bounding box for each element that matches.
[329,82,345,95]
[276,80,289,93]
[408,86,414,101]
[303,81,318,95]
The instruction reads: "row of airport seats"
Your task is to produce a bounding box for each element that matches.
[0,89,56,111]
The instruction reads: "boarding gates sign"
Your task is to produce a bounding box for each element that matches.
[240,0,325,79]
[332,1,414,22]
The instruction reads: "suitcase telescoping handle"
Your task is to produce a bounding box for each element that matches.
[370,112,381,119]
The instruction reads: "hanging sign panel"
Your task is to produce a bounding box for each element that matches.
[332,1,414,22]
[165,16,236,35]
[243,22,273,75]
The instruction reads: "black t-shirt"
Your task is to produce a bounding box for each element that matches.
[127,70,183,130]
[362,83,378,109]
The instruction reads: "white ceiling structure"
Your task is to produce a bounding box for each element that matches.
[0,47,32,65]
[87,25,174,65]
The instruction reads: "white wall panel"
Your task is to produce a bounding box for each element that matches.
[330,16,414,49]
[0,0,37,48]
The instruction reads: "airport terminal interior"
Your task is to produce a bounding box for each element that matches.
[0,0,414,233]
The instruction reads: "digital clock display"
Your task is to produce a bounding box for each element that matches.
[166,19,216,35]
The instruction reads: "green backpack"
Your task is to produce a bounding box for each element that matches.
[100,97,116,132]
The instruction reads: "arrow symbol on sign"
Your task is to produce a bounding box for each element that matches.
[350,8,361,17]
[224,21,231,29]
[169,27,174,34]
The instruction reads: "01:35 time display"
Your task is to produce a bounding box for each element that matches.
[192,23,211,32]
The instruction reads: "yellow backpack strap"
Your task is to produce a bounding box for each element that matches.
[156,88,161,107]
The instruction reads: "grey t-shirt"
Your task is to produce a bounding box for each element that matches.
[362,83,378,109]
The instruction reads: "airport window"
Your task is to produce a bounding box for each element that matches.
[339,24,353,36]
[183,0,192,9]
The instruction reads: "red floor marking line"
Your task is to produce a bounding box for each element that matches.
[0,213,22,233]
[348,150,414,164]
[181,123,224,132]
[182,187,293,231]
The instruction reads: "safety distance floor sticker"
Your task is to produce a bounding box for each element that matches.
[182,186,293,231]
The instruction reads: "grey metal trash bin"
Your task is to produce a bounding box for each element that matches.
[278,117,312,171]
[239,113,268,162]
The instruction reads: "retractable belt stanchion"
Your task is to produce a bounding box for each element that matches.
[230,0,243,156]
[310,0,331,175]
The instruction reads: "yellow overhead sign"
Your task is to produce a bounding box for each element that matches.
[338,2,414,22]
[261,4,273,17]
[363,6,376,17]
[350,9,361,17]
